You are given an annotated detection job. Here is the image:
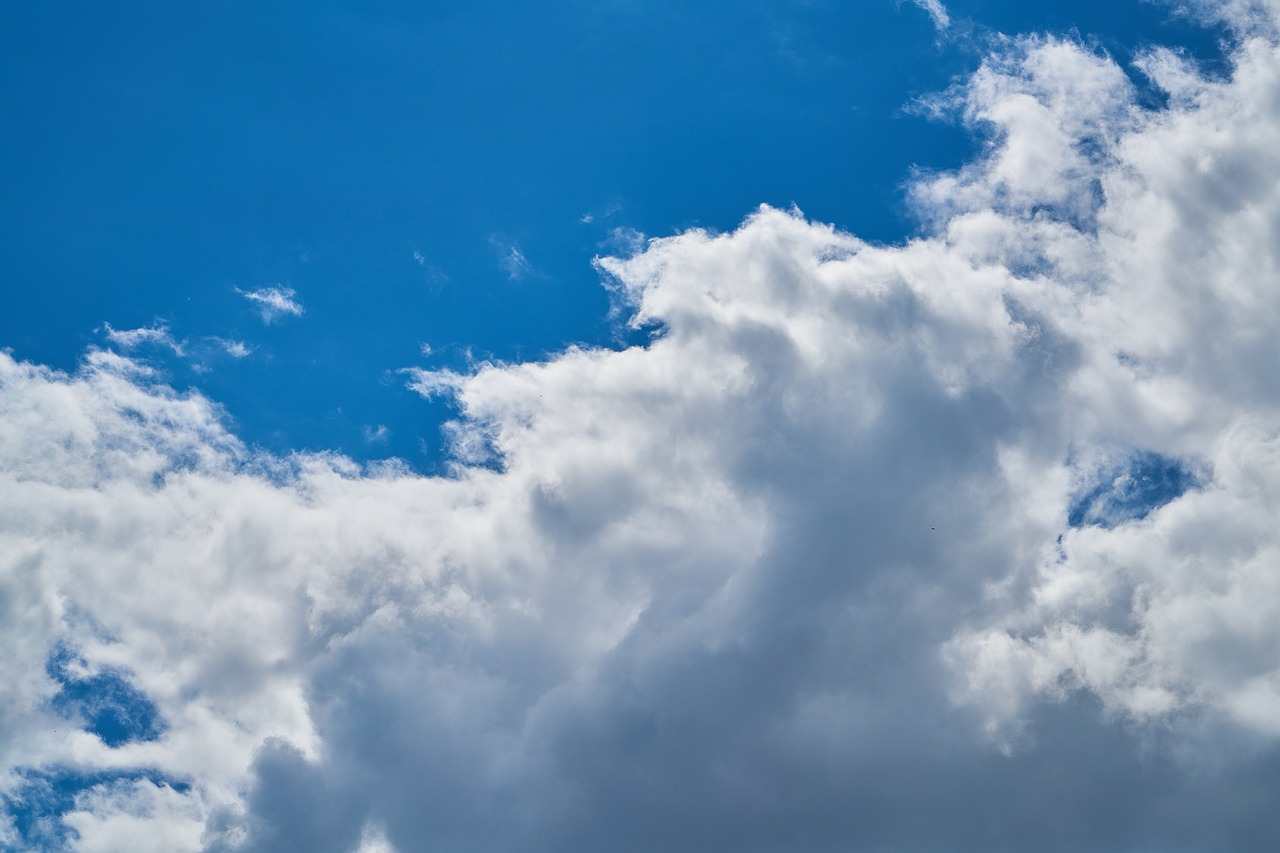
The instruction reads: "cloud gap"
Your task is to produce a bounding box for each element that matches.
[2,770,190,852]
[1067,451,1202,529]
[45,647,167,749]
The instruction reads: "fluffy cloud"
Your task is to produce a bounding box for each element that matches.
[5,4,1280,851]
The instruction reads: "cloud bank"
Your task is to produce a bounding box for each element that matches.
[5,4,1280,850]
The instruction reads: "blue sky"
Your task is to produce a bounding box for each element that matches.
[1,0,1219,467]
[8,2,1280,852]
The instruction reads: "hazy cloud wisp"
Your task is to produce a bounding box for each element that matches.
[907,0,951,31]
[236,286,304,324]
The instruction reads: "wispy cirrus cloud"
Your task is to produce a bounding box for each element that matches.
[236,285,304,324]
[906,0,950,32]
[490,236,537,281]
[102,322,185,355]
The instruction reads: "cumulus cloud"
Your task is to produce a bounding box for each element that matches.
[6,3,1280,850]
[236,286,304,324]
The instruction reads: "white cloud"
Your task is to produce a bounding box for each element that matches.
[63,779,205,853]
[352,824,397,853]
[102,323,185,356]
[907,0,950,32]
[211,338,252,359]
[236,286,304,324]
[6,4,1280,850]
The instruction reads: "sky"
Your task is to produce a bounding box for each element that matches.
[3,0,1280,851]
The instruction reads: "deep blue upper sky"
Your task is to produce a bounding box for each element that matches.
[0,0,1220,469]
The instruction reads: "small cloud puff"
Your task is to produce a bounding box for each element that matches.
[580,201,623,226]
[210,338,252,359]
[237,285,304,324]
[102,323,185,356]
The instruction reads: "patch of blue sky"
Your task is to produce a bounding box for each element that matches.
[3,651,172,849]
[1068,451,1201,529]
[0,1,1228,472]
[1,769,189,853]
[46,647,166,749]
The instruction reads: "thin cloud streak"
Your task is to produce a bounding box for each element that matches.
[907,0,950,31]
[490,236,538,281]
[236,285,304,324]
[102,322,185,356]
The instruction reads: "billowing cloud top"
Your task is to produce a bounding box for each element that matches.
[5,3,1280,851]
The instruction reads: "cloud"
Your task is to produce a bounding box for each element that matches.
[236,286,304,324]
[906,0,950,31]
[6,4,1280,850]
[210,338,252,359]
[490,237,537,281]
[61,778,205,853]
[100,327,251,369]
[102,323,185,356]
[597,226,647,257]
